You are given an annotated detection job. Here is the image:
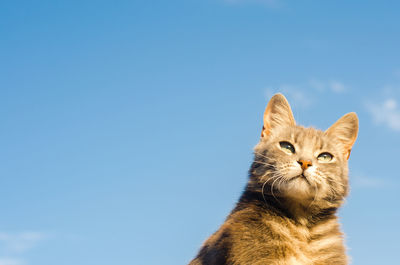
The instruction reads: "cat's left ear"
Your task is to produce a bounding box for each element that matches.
[261,93,296,139]
[325,112,359,160]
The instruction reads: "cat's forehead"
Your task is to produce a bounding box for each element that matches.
[272,126,334,149]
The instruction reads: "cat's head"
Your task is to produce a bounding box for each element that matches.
[251,94,358,207]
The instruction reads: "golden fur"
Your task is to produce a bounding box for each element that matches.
[189,94,358,265]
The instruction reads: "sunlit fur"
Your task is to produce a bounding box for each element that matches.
[189,94,358,265]
[251,125,349,210]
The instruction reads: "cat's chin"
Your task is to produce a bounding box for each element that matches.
[283,177,316,201]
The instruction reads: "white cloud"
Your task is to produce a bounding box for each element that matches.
[0,258,25,265]
[351,175,385,188]
[308,79,325,92]
[366,98,400,131]
[329,80,346,93]
[265,85,313,109]
[0,232,48,265]
[0,232,47,254]
[265,79,348,109]
[308,79,347,93]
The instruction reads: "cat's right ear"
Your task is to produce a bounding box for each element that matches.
[261,93,296,139]
[325,112,359,160]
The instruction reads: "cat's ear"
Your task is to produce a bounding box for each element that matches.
[325,112,359,160]
[261,93,296,138]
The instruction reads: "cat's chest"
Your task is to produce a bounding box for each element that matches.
[285,220,346,264]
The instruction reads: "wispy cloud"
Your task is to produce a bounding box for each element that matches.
[265,78,349,109]
[330,80,346,93]
[265,85,313,109]
[223,0,281,7]
[0,232,47,254]
[308,79,347,93]
[365,98,400,132]
[351,174,385,189]
[0,232,48,265]
[0,258,25,265]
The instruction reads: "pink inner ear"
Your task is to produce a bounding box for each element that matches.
[261,125,271,138]
[346,149,352,160]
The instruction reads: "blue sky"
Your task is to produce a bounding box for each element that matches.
[1,0,400,264]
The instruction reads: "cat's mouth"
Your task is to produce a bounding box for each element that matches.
[292,173,311,185]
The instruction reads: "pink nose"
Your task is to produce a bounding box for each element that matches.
[298,160,312,170]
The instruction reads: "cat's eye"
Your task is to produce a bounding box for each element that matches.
[279,141,295,154]
[317,152,333,162]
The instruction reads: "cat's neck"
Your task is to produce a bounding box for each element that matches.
[235,186,339,227]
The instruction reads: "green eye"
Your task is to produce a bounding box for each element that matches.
[279,141,295,154]
[317,152,333,162]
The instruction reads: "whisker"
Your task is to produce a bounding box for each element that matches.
[259,168,279,182]
[253,160,275,167]
[308,182,319,209]
[327,177,347,187]
[254,152,270,160]
[270,175,284,203]
[261,172,282,204]
[277,176,287,192]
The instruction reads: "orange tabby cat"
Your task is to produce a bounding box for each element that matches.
[189,93,358,265]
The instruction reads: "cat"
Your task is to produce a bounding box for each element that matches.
[189,93,358,265]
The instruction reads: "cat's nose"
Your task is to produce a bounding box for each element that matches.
[297,159,312,170]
